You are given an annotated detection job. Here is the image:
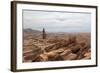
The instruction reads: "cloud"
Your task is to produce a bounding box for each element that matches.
[23,10,91,32]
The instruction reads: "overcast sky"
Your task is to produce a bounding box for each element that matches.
[23,10,91,33]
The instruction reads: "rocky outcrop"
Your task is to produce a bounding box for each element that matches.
[23,33,91,62]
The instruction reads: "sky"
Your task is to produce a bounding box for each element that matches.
[23,10,91,33]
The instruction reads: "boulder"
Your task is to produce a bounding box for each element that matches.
[63,53,77,60]
[60,49,72,56]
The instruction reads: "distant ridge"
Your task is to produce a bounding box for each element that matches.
[23,28,41,34]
